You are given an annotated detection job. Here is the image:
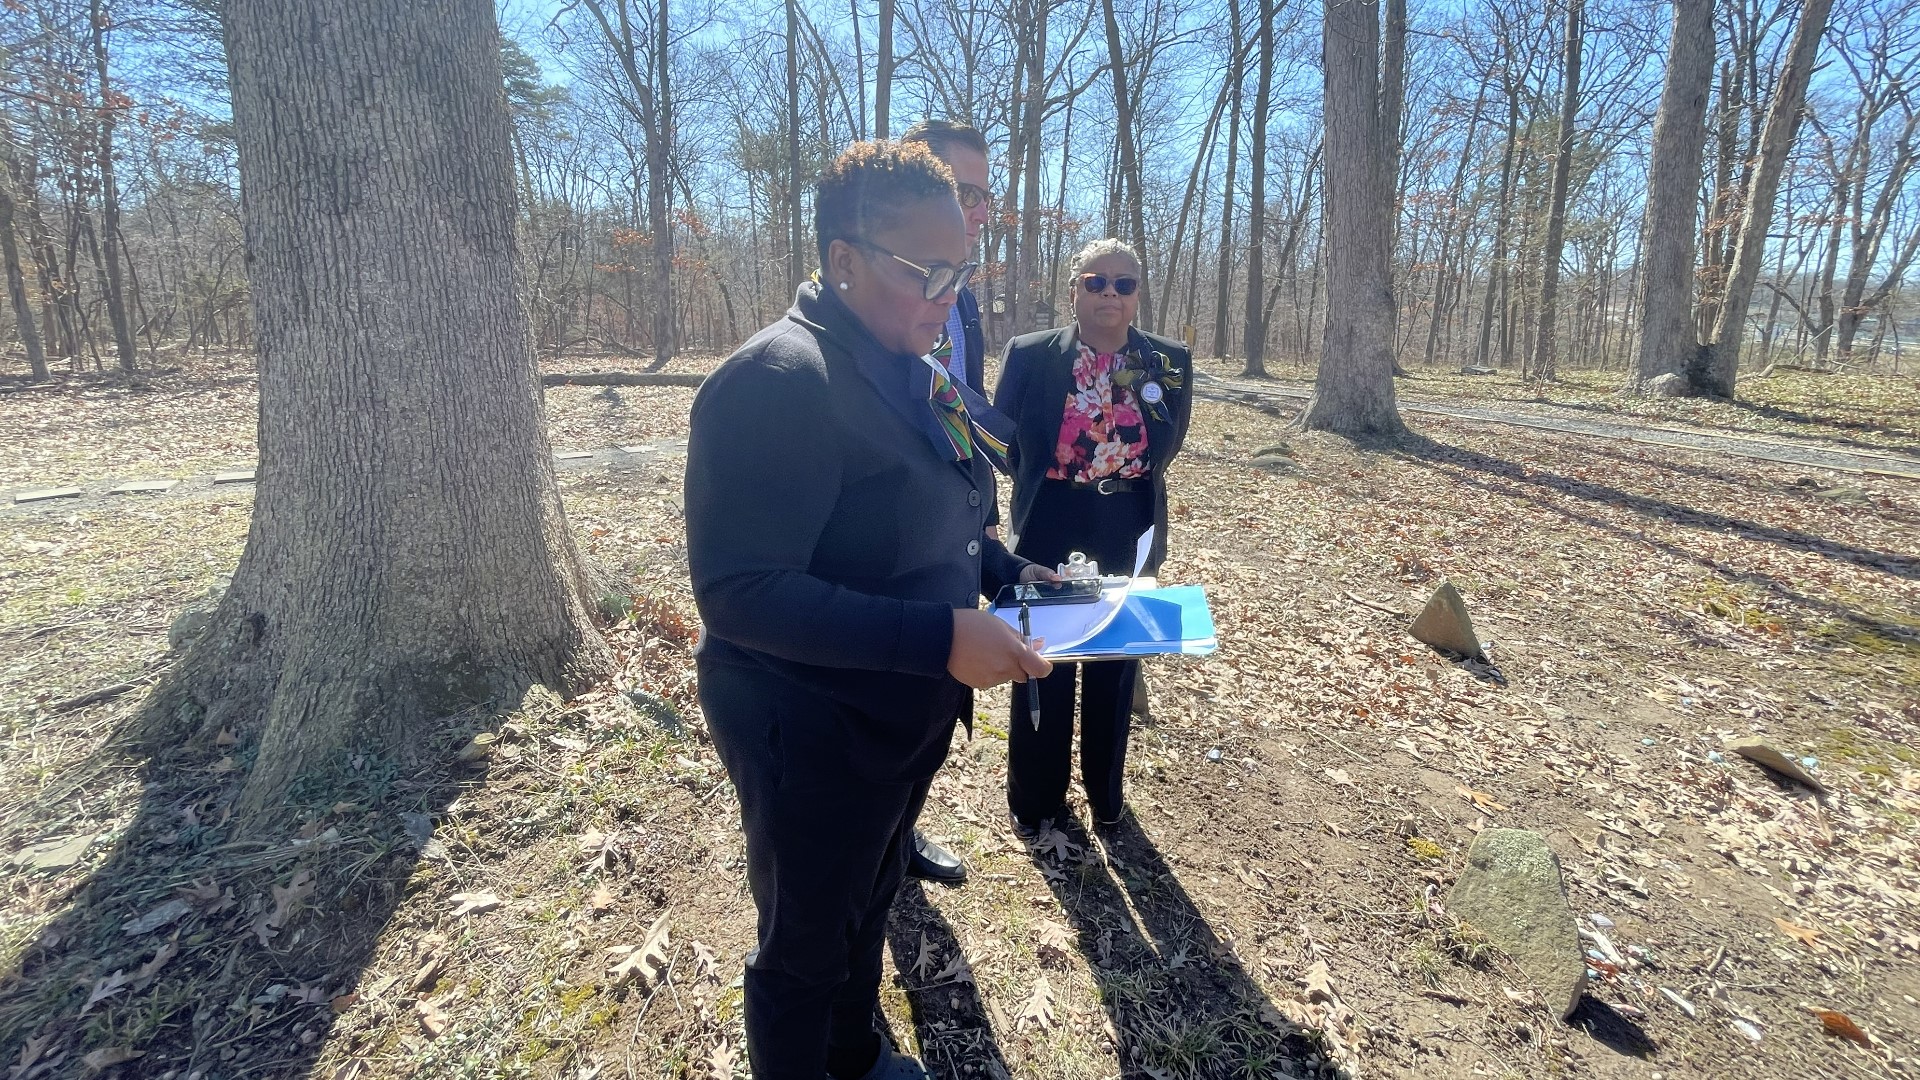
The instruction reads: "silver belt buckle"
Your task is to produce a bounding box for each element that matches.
[1095,478,1118,495]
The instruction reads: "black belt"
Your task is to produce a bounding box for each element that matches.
[1055,477,1147,495]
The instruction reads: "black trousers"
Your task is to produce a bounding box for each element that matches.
[1008,483,1153,825]
[698,655,932,1079]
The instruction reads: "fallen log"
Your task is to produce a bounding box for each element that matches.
[541,371,707,388]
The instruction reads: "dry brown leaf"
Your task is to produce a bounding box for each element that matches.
[1034,918,1074,959]
[81,1047,144,1070]
[587,882,616,915]
[691,940,718,980]
[931,951,973,985]
[909,930,936,979]
[448,891,500,917]
[271,870,317,925]
[415,997,449,1037]
[1812,1008,1873,1047]
[1303,959,1337,1003]
[1773,917,1823,950]
[1325,767,1353,786]
[1456,785,1510,813]
[608,910,672,988]
[1016,973,1055,1030]
[708,1039,739,1080]
[81,970,131,1014]
[330,992,361,1014]
[214,727,237,747]
[133,938,177,988]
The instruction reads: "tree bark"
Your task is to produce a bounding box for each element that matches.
[1241,0,1275,376]
[875,0,895,138]
[1100,0,1152,328]
[1212,0,1244,358]
[183,0,611,820]
[1299,0,1404,436]
[1528,0,1582,382]
[0,163,49,380]
[1632,0,1715,391]
[1693,0,1832,396]
[89,0,138,373]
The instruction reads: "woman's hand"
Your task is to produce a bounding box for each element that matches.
[948,608,1052,689]
[1017,563,1062,584]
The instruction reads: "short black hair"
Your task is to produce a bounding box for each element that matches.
[900,119,989,163]
[814,140,956,269]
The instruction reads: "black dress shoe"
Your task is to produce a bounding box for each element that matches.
[906,830,968,884]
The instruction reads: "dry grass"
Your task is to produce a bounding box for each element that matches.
[3,354,1918,1079]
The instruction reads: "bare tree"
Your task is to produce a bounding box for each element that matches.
[1100,0,1152,328]
[1299,0,1404,436]
[176,0,611,819]
[1528,0,1582,382]
[1633,0,1715,391]
[1691,0,1832,394]
[1240,0,1274,376]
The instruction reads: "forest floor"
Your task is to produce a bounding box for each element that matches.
[1,350,1917,1080]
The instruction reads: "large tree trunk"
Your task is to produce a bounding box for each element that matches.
[1528,0,1583,382]
[1632,0,1715,391]
[181,0,611,820]
[1693,0,1832,396]
[1240,0,1274,376]
[1299,0,1404,436]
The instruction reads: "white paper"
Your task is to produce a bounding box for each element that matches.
[1133,526,1154,577]
[992,579,1131,657]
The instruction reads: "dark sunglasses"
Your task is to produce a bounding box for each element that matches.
[1080,273,1139,296]
[956,182,991,209]
[856,239,977,301]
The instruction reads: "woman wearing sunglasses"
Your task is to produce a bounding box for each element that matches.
[992,238,1193,834]
[685,140,1053,1080]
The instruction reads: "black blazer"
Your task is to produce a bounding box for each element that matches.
[955,285,987,393]
[993,324,1194,573]
[686,281,1029,783]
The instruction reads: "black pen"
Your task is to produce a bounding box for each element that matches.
[1019,601,1041,729]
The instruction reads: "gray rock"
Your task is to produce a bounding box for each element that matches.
[1648,372,1688,397]
[1249,453,1294,470]
[168,604,214,651]
[1409,580,1484,660]
[1725,736,1828,794]
[13,487,82,504]
[1447,829,1585,1019]
[108,479,180,495]
[1459,365,1497,376]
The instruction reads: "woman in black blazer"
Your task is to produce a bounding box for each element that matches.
[993,238,1193,832]
[686,142,1053,1080]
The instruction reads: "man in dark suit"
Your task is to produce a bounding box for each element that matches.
[899,119,995,885]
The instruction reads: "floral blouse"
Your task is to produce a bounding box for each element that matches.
[1046,342,1151,482]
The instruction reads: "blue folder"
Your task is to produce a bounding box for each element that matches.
[1050,585,1217,660]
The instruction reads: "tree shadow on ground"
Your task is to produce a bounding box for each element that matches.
[1032,812,1324,1080]
[1721,397,1920,454]
[1394,433,1919,582]
[884,881,1015,1079]
[1553,440,1920,529]
[1569,998,1658,1058]
[0,689,505,1078]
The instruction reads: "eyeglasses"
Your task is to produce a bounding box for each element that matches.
[1080,273,1140,296]
[956,182,991,210]
[855,240,977,301]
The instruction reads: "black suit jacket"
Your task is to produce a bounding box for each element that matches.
[686,282,1029,783]
[992,324,1194,573]
[955,286,986,393]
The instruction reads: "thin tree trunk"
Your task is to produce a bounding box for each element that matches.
[1242,0,1275,376]
[1476,87,1520,370]
[89,0,137,373]
[1100,0,1151,328]
[1529,0,1582,382]
[1694,0,1832,396]
[1212,0,1244,358]
[787,0,803,292]
[189,0,610,821]
[0,164,48,380]
[1424,85,1483,369]
[1632,0,1715,391]
[875,0,894,138]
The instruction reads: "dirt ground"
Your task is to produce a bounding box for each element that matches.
[2,353,1917,1080]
